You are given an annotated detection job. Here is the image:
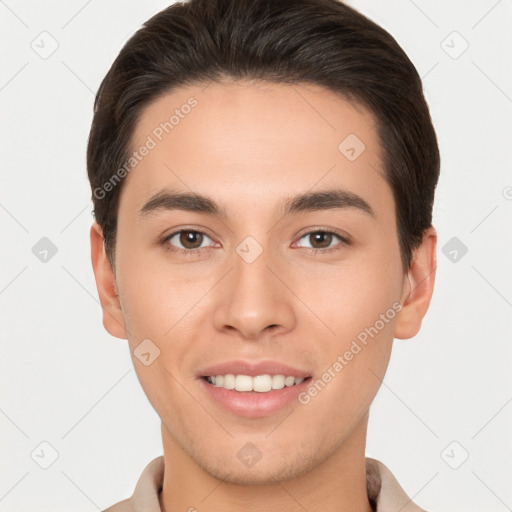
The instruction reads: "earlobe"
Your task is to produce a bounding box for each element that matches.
[394,226,437,340]
[90,222,128,340]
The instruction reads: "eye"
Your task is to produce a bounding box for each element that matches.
[159,228,350,256]
[162,229,215,254]
[294,229,350,254]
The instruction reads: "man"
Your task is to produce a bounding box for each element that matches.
[88,0,439,510]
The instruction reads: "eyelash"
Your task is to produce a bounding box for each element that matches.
[159,228,351,257]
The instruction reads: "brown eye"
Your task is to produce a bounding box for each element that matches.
[294,230,350,254]
[308,232,334,249]
[179,230,204,249]
[165,230,213,251]
[297,231,338,249]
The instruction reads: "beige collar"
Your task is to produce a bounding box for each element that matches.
[104,456,427,512]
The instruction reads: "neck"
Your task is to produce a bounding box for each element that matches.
[159,413,373,512]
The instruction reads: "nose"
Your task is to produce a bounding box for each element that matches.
[212,243,296,341]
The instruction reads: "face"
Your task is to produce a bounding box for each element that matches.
[93,80,428,485]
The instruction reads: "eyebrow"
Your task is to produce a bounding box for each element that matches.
[138,188,375,219]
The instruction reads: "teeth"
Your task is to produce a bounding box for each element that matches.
[223,374,235,389]
[272,374,285,389]
[206,374,307,392]
[284,376,294,387]
[235,374,253,392]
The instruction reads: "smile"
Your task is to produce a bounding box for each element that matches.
[204,374,307,393]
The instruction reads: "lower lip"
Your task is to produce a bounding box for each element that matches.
[199,377,312,418]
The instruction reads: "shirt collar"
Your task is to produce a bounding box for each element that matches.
[110,456,426,512]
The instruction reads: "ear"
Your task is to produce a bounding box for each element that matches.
[90,222,127,339]
[394,226,437,340]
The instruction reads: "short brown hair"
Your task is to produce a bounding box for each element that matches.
[87,0,440,272]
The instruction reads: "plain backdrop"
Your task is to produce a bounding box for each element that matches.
[1,1,511,511]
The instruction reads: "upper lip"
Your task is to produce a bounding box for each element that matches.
[198,359,312,378]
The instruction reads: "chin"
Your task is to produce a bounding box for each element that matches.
[207,460,312,486]
[191,442,324,486]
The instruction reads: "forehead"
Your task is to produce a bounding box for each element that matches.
[121,80,391,223]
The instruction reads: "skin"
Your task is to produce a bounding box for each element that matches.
[90,80,437,512]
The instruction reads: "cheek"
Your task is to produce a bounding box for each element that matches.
[292,251,403,341]
[298,308,396,439]
[115,241,199,339]
[116,268,170,340]
[296,250,402,403]
[114,249,220,385]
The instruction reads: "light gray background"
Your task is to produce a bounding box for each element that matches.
[1,1,511,511]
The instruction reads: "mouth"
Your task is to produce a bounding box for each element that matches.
[202,374,312,393]
[197,360,313,418]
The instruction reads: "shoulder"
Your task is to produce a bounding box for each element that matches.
[101,456,165,512]
[366,457,429,512]
[102,497,133,512]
